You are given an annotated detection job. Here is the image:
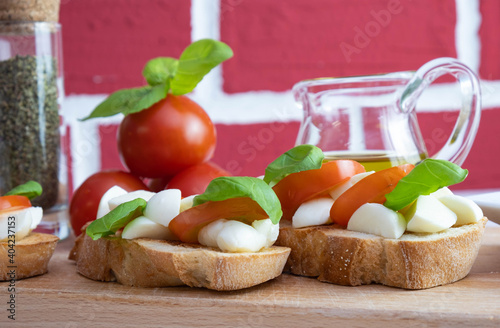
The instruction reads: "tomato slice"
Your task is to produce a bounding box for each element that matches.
[0,195,31,214]
[169,197,268,243]
[330,164,414,227]
[272,160,366,221]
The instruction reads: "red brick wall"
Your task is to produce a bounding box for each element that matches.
[60,0,191,94]
[60,0,500,191]
[221,0,457,92]
[479,0,500,80]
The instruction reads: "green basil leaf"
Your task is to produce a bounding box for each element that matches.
[82,83,167,120]
[384,159,468,211]
[5,181,42,200]
[193,176,283,224]
[263,145,324,185]
[86,198,147,240]
[142,57,178,86]
[170,39,233,95]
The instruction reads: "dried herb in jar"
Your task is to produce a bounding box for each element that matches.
[0,54,60,209]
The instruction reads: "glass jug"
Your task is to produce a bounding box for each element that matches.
[293,58,481,171]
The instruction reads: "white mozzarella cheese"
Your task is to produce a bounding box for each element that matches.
[121,216,176,240]
[198,219,228,248]
[438,195,483,225]
[405,195,457,233]
[108,190,155,211]
[180,194,197,212]
[199,218,277,252]
[430,187,454,198]
[216,220,267,253]
[0,207,37,241]
[292,197,334,228]
[28,206,43,230]
[252,219,279,247]
[143,189,182,227]
[96,186,128,219]
[347,203,407,239]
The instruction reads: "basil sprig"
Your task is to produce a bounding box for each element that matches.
[384,159,468,211]
[193,176,283,224]
[83,39,233,120]
[5,180,42,200]
[142,57,178,87]
[86,198,147,240]
[263,145,324,185]
[171,40,232,95]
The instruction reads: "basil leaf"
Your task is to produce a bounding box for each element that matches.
[263,145,324,185]
[142,57,178,86]
[86,198,147,240]
[171,39,233,95]
[82,83,167,120]
[82,39,233,119]
[193,176,283,224]
[5,181,42,200]
[384,159,468,211]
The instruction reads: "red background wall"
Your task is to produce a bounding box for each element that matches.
[220,0,457,93]
[61,0,191,94]
[60,0,500,191]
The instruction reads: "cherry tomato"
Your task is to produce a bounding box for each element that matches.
[0,195,31,214]
[69,170,149,236]
[118,94,217,178]
[169,197,268,243]
[166,161,230,197]
[147,176,173,193]
[273,160,366,221]
[330,164,414,227]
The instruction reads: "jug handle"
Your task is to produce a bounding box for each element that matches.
[399,57,481,166]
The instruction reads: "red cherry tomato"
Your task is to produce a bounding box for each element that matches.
[69,170,149,236]
[166,161,230,197]
[273,160,366,221]
[169,197,268,243]
[147,176,173,193]
[0,195,31,214]
[117,94,217,178]
[330,164,414,227]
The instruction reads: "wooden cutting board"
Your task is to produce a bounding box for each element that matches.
[1,226,499,327]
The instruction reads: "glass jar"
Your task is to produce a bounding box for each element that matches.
[0,21,68,239]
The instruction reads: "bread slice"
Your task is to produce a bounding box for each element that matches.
[69,233,291,291]
[276,217,487,289]
[0,233,59,281]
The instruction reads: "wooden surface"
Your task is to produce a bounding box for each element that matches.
[1,226,499,327]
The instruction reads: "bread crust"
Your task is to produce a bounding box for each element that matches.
[276,217,487,289]
[69,233,291,291]
[0,233,59,281]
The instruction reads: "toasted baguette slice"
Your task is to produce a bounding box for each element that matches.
[0,233,59,281]
[276,217,487,289]
[69,233,291,291]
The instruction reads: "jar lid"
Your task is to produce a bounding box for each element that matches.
[0,0,60,23]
